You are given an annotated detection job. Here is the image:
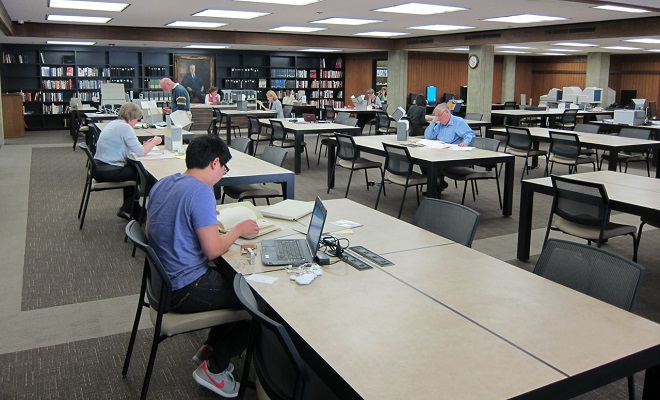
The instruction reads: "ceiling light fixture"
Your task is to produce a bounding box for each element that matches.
[374,3,467,15]
[193,9,270,19]
[409,24,473,31]
[498,50,530,54]
[624,38,660,44]
[354,31,409,37]
[484,14,566,24]
[538,52,568,56]
[235,0,320,5]
[298,48,342,52]
[47,14,112,23]
[49,0,129,12]
[268,26,326,32]
[497,45,536,49]
[553,42,597,47]
[184,44,230,49]
[592,5,650,14]
[166,21,227,28]
[47,40,96,45]
[448,47,469,51]
[311,17,381,25]
[602,46,642,51]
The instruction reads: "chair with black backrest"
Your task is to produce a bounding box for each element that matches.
[230,136,252,155]
[221,146,288,205]
[598,127,652,176]
[270,119,309,169]
[412,198,481,247]
[534,238,645,400]
[554,109,578,130]
[502,101,517,125]
[545,131,596,175]
[519,106,546,127]
[638,214,660,255]
[333,111,350,125]
[233,275,340,400]
[214,109,242,138]
[374,110,397,135]
[323,105,336,122]
[573,123,600,163]
[283,104,293,118]
[122,220,250,400]
[77,143,136,230]
[247,115,272,156]
[126,154,157,256]
[543,175,639,262]
[504,126,548,180]
[443,137,503,208]
[375,143,427,219]
[464,112,483,136]
[316,117,358,164]
[85,124,100,156]
[327,133,384,198]
[72,108,90,150]
[207,115,219,135]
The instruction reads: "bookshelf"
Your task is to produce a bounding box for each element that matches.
[1,46,344,130]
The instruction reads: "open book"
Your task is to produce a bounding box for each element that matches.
[216,203,280,239]
[260,199,315,221]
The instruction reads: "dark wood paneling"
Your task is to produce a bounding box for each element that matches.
[408,52,468,103]
[345,55,375,100]
[610,54,660,107]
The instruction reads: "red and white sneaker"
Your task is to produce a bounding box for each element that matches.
[193,360,239,398]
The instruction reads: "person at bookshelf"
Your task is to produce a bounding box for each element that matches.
[264,90,284,118]
[181,64,205,102]
[93,102,162,220]
[407,94,427,136]
[147,134,258,398]
[205,86,223,105]
[159,77,190,114]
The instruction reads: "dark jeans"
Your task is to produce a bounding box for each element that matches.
[170,261,249,373]
[93,162,136,214]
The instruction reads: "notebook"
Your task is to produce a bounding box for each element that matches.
[302,113,317,122]
[260,199,314,220]
[261,197,327,266]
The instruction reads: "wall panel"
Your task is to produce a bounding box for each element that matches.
[408,52,468,103]
[345,54,376,101]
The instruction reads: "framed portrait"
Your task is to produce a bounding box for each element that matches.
[174,55,215,103]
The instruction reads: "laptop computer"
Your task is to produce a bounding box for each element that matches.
[350,95,368,110]
[302,113,317,122]
[261,197,327,266]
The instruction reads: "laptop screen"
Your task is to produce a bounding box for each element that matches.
[306,197,327,255]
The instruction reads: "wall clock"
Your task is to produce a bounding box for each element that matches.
[468,54,479,69]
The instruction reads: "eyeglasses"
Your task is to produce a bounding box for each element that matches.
[222,163,230,173]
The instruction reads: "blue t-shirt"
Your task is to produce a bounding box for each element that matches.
[147,173,218,290]
[424,115,475,145]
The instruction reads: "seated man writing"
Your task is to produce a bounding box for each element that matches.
[424,102,475,146]
[146,135,258,398]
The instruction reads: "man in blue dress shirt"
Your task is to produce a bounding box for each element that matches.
[424,103,475,146]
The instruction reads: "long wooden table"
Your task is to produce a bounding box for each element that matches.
[491,109,613,128]
[489,126,660,177]
[326,135,516,216]
[258,118,360,173]
[137,148,296,199]
[517,170,660,261]
[227,198,660,399]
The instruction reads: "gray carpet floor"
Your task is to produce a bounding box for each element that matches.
[2,130,659,399]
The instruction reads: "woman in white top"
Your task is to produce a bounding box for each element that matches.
[264,90,284,118]
[94,102,162,220]
[205,87,222,105]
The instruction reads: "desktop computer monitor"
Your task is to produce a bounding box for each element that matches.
[648,101,657,120]
[632,99,646,110]
[426,86,437,105]
[582,87,603,104]
[547,88,563,101]
[443,93,455,103]
[620,90,637,108]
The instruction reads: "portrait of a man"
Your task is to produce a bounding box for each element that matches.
[174,55,215,103]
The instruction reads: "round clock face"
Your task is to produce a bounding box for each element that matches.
[469,54,479,69]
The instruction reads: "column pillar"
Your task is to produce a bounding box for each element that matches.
[501,56,516,104]
[467,45,494,122]
[586,52,611,106]
[387,49,408,112]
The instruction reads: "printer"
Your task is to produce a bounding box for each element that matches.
[613,109,646,126]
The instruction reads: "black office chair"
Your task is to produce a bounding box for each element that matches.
[71,108,90,150]
[247,115,272,156]
[233,275,341,400]
[534,239,645,400]
[412,198,481,247]
[503,126,548,180]
[270,119,310,169]
[327,133,384,198]
[374,110,397,135]
[230,136,252,155]
[598,127,652,176]
[554,109,578,130]
[323,105,336,122]
[316,117,358,164]
[283,104,294,118]
[122,221,249,400]
[221,146,288,205]
[126,154,157,256]
[375,143,427,219]
[543,175,639,262]
[545,131,596,175]
[213,109,242,137]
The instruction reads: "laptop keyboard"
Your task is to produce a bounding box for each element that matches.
[276,240,304,259]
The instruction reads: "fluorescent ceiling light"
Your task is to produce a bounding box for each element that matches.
[193,9,270,19]
[374,3,466,15]
[602,46,642,51]
[448,47,469,51]
[49,0,129,12]
[553,42,597,47]
[409,24,473,31]
[166,21,227,28]
[184,44,230,49]
[498,50,530,54]
[538,52,568,56]
[644,49,660,52]
[497,45,536,49]
[298,48,342,52]
[546,48,580,52]
[592,5,650,14]
[484,14,566,24]
[354,31,409,37]
[268,26,326,33]
[235,0,320,4]
[47,14,111,23]
[47,40,96,45]
[624,38,660,44]
[311,17,381,25]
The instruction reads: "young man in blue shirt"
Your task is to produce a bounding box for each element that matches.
[147,135,258,398]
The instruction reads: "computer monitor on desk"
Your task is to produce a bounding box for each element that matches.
[648,101,657,120]
[350,95,367,110]
[632,99,646,110]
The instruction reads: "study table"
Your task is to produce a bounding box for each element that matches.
[489,126,660,177]
[218,109,276,146]
[224,198,660,399]
[491,109,613,128]
[136,147,296,199]
[258,118,361,174]
[517,170,660,261]
[94,121,205,142]
[325,135,515,216]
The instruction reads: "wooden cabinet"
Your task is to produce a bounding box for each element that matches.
[2,93,25,138]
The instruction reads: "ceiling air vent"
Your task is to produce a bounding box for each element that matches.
[545,26,596,35]
[407,38,434,45]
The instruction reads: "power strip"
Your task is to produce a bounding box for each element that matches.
[349,246,393,267]
[341,253,372,271]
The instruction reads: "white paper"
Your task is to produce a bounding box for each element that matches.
[246,274,278,284]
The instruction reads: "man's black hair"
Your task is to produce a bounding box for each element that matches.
[185,135,232,169]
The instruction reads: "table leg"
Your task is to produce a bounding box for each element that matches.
[607,150,619,172]
[294,132,302,174]
[517,180,535,261]
[502,157,514,217]
[426,164,439,198]
[225,115,232,145]
[643,364,660,400]
[327,142,336,189]
[282,176,295,199]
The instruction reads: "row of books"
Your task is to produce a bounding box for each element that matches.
[43,92,64,102]
[23,91,42,102]
[271,79,298,89]
[144,78,162,89]
[140,91,171,102]
[3,53,30,64]
[42,104,70,114]
[78,67,110,77]
[310,80,343,89]
[78,80,107,89]
[78,92,99,101]
[271,68,297,78]
[319,58,343,69]
[224,79,260,89]
[309,99,344,108]
[229,68,263,78]
[145,67,168,77]
[41,67,75,77]
[42,79,75,89]
[109,78,134,86]
[109,67,136,76]
[309,90,342,99]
